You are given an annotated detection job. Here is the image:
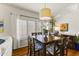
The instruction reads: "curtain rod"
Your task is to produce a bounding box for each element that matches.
[20,15,39,19]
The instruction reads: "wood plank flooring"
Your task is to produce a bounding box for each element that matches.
[12,47,79,56]
[12,47,28,56]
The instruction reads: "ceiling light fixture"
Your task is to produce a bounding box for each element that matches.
[40,1,51,20]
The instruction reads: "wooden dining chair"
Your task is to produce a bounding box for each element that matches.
[56,36,69,56]
[63,37,69,56]
[61,34,75,49]
[46,39,64,56]
[57,36,70,56]
[33,38,43,56]
[31,33,43,56]
[27,35,43,56]
[63,36,75,56]
[46,36,66,56]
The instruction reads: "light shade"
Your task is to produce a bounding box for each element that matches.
[40,8,51,20]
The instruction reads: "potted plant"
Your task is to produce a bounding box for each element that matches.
[43,29,48,35]
[74,35,79,50]
[49,17,55,32]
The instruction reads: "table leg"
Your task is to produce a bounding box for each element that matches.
[43,44,46,56]
[60,45,64,56]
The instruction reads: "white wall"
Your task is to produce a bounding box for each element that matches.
[0,4,38,49]
[55,4,79,35]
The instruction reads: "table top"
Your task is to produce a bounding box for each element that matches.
[33,35,62,45]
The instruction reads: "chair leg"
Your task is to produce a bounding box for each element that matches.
[33,50,35,56]
[37,50,39,56]
[29,48,32,56]
[65,49,68,56]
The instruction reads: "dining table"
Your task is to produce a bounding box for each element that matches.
[33,35,65,56]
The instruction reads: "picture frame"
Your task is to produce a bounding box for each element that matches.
[0,21,4,33]
[60,23,68,32]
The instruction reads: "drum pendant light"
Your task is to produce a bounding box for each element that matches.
[40,2,51,20]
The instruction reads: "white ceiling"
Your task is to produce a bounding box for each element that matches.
[6,3,79,16]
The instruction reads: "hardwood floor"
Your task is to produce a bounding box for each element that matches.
[67,49,79,56]
[12,47,79,56]
[12,47,28,56]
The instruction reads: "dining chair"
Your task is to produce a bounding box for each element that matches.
[63,36,75,56]
[46,37,65,56]
[56,36,70,56]
[63,37,69,56]
[27,35,43,56]
[68,36,75,49]
[55,36,69,56]
[61,34,75,49]
[31,33,43,56]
